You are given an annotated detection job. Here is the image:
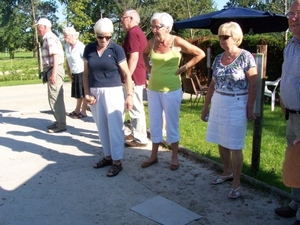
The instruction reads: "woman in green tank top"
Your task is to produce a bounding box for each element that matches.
[142,12,205,170]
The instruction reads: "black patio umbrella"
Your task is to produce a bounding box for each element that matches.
[173,7,288,34]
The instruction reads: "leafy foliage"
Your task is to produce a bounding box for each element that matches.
[225,0,293,14]
[58,0,216,44]
[0,0,58,58]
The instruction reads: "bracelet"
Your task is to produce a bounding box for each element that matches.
[184,64,189,70]
[202,107,209,111]
[127,94,133,97]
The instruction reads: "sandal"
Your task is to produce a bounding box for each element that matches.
[67,111,78,117]
[107,163,123,177]
[228,186,241,199]
[211,173,233,185]
[93,158,112,169]
[74,113,87,119]
[170,164,179,171]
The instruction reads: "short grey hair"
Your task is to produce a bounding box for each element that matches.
[94,18,114,34]
[150,12,173,33]
[218,22,244,46]
[63,27,79,40]
[123,9,140,24]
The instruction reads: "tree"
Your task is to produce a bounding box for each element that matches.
[0,0,58,59]
[58,0,216,44]
[224,0,293,14]
[0,0,31,58]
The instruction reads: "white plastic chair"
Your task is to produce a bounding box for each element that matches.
[264,77,281,111]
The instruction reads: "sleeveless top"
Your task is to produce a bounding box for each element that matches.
[149,36,182,92]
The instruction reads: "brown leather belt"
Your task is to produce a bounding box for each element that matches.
[215,90,248,97]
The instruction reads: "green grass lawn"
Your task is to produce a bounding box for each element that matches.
[0,52,39,85]
[142,99,289,193]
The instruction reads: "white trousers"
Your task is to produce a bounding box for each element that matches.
[90,86,124,160]
[147,89,182,144]
[128,85,148,143]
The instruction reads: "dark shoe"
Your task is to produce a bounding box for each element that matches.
[125,140,147,148]
[107,164,123,177]
[170,164,179,171]
[48,127,67,133]
[67,111,79,117]
[94,158,113,169]
[141,158,158,168]
[293,220,300,225]
[47,122,57,129]
[275,206,296,218]
[74,112,87,119]
[125,134,134,141]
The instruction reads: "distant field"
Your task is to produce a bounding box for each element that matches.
[0,52,39,83]
[0,51,35,59]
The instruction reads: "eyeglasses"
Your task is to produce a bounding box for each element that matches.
[121,16,131,21]
[218,35,231,40]
[287,11,300,18]
[96,35,112,40]
[151,25,164,31]
[63,34,71,38]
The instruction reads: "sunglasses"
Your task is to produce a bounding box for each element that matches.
[218,35,231,40]
[96,35,112,40]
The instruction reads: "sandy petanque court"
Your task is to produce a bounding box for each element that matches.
[0,83,295,225]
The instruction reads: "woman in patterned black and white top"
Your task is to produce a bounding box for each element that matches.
[201,21,258,199]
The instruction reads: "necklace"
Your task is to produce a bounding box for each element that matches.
[223,49,241,60]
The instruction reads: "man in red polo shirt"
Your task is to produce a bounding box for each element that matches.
[121,9,148,147]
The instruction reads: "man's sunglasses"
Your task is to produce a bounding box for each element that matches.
[218,35,231,40]
[97,35,112,40]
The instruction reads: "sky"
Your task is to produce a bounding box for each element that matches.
[215,0,228,9]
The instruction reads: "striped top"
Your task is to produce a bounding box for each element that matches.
[280,37,300,110]
[42,31,64,67]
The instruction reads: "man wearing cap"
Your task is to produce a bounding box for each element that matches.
[34,18,67,133]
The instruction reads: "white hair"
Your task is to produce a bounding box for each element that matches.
[94,18,114,34]
[123,9,140,24]
[150,12,174,32]
[63,27,79,40]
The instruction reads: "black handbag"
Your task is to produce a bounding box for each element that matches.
[39,67,52,84]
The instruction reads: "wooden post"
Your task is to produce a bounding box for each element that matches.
[31,0,42,74]
[251,79,265,175]
[251,48,267,175]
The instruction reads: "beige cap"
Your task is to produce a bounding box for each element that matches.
[33,18,52,27]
